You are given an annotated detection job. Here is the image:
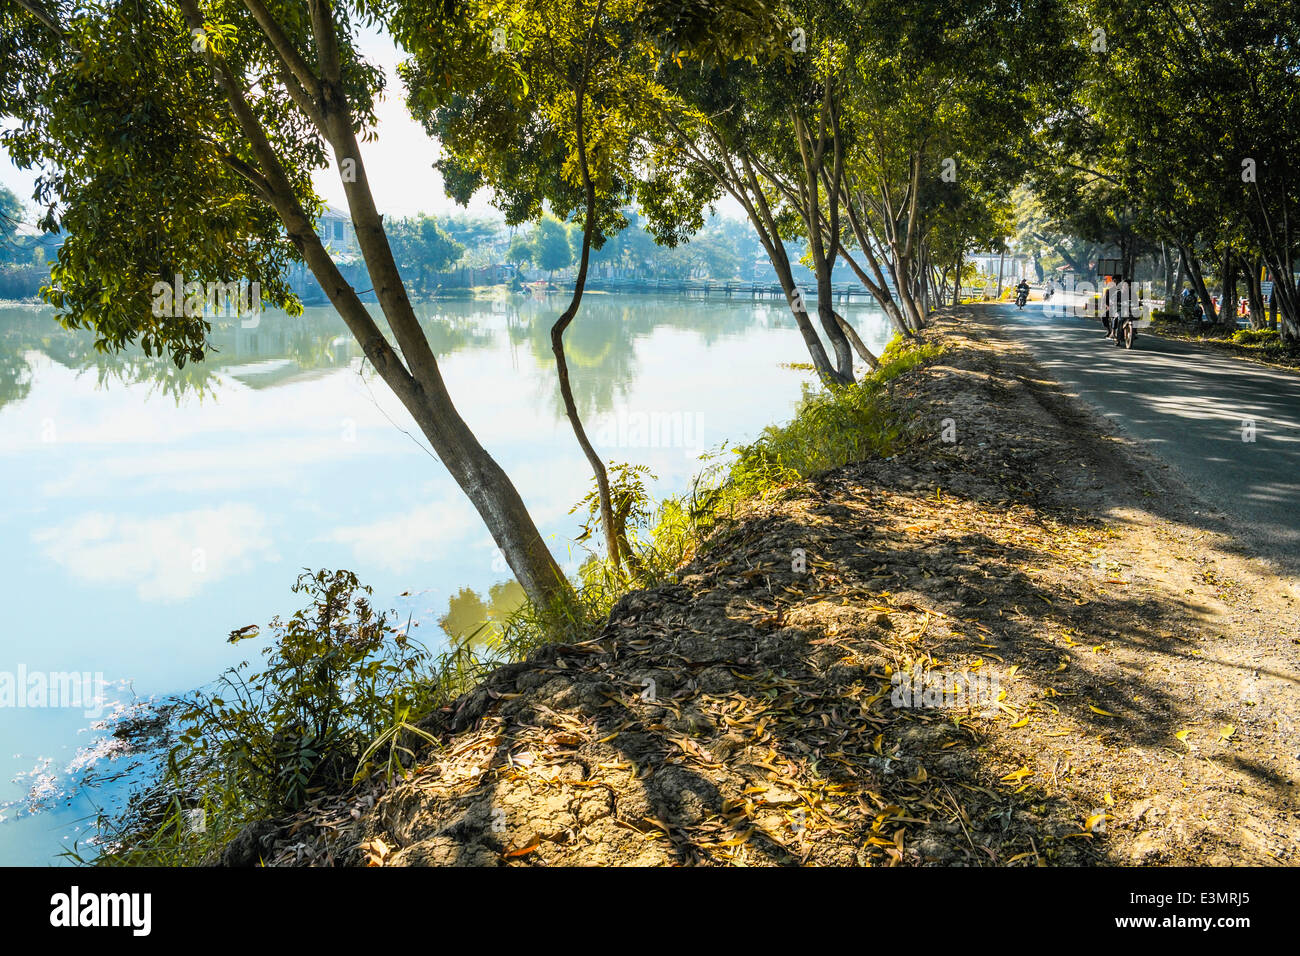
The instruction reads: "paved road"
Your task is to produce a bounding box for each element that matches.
[988,301,1300,565]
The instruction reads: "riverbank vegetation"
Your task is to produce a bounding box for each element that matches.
[81,333,940,866]
[3,0,1297,867]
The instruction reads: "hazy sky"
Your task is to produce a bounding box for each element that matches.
[1,23,742,229]
[0,26,498,223]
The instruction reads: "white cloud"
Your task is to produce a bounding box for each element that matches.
[32,505,278,602]
[319,500,480,572]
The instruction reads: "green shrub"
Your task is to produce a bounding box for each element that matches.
[176,569,435,813]
[1231,328,1280,346]
[89,570,437,865]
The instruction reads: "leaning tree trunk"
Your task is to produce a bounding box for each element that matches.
[729,151,841,383]
[833,311,880,370]
[549,41,625,575]
[180,0,571,610]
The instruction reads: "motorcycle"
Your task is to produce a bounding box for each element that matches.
[1103,310,1136,349]
[1114,313,1136,349]
[1015,288,1029,309]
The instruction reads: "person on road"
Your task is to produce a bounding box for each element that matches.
[1101,276,1116,336]
[1015,278,1031,307]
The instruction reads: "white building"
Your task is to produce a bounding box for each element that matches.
[316,205,359,260]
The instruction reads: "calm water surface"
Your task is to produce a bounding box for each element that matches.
[0,292,893,864]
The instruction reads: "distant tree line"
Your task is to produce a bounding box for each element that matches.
[0,185,59,299]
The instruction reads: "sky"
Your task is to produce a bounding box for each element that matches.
[0,26,499,224]
[1,23,744,230]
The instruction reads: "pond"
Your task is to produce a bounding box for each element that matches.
[0,291,894,864]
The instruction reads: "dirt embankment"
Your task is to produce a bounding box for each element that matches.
[233,310,1300,867]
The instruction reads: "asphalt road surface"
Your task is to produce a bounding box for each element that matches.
[988,300,1300,567]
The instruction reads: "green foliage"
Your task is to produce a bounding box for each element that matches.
[172,570,433,814]
[533,214,574,275]
[0,0,326,366]
[387,214,466,296]
[506,230,535,268]
[728,337,942,490]
[92,569,441,865]
[1232,328,1280,347]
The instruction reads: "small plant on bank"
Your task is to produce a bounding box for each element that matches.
[91,570,435,865]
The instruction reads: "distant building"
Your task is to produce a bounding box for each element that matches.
[316,205,359,260]
[968,249,1030,281]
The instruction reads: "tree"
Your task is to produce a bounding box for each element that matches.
[0,185,25,262]
[506,230,534,270]
[1031,0,1300,337]
[399,0,674,574]
[1,0,572,609]
[387,214,464,296]
[533,213,574,278]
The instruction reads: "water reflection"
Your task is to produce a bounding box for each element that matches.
[439,580,527,645]
[0,292,891,864]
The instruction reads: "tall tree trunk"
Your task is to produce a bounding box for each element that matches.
[1178,240,1218,323]
[1160,241,1176,301]
[837,179,911,337]
[1244,257,1266,330]
[180,0,571,609]
[550,16,624,575]
[952,245,964,307]
[1173,243,1188,305]
[1268,272,1279,331]
[793,109,853,383]
[1220,246,1238,330]
[718,148,842,382]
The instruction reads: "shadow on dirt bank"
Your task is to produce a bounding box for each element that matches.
[244,311,1299,867]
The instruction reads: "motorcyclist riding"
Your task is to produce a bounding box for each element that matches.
[1014,278,1030,308]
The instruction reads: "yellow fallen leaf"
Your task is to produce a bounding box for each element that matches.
[1218,724,1235,741]
[1084,812,1111,832]
[1009,716,1030,729]
[1089,704,1119,717]
[361,838,391,867]
[1000,766,1033,782]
